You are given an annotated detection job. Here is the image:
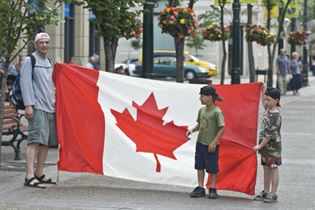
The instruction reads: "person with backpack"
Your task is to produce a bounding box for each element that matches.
[20,32,57,188]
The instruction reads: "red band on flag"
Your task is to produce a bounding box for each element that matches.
[54,64,105,174]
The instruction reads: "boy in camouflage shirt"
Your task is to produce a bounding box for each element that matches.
[253,87,282,203]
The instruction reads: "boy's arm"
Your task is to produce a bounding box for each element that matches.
[209,126,225,153]
[186,124,199,136]
[253,136,270,151]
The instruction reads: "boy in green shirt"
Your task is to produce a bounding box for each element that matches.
[187,85,225,199]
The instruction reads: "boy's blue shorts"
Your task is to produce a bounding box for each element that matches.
[194,143,219,174]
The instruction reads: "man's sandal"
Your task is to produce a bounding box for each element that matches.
[24,177,46,189]
[35,174,57,185]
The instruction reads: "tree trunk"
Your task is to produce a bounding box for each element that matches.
[267,45,273,87]
[172,0,194,83]
[175,38,185,83]
[270,0,292,87]
[104,37,118,72]
[219,4,227,85]
[266,0,292,87]
[266,1,273,87]
[0,61,10,164]
[247,4,255,82]
[220,45,227,85]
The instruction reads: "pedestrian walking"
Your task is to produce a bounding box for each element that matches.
[276,49,289,95]
[253,86,282,203]
[20,32,57,188]
[310,53,315,76]
[187,85,225,199]
[288,52,302,95]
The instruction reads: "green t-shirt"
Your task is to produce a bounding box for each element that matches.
[197,105,225,146]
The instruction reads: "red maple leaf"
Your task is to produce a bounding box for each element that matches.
[110,92,190,172]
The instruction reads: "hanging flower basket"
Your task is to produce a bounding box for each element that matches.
[122,14,142,40]
[245,24,275,46]
[288,31,306,45]
[201,24,230,41]
[158,6,198,39]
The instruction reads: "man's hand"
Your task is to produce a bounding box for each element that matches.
[208,143,216,153]
[24,106,33,120]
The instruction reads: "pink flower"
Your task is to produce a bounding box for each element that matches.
[170,15,175,21]
[173,11,178,17]
[169,20,174,24]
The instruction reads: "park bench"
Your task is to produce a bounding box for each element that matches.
[1,104,28,160]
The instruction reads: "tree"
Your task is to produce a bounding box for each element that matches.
[217,0,228,85]
[0,0,62,163]
[186,33,205,57]
[198,8,220,28]
[192,8,220,58]
[247,3,255,83]
[74,0,143,72]
[161,0,198,82]
[200,2,228,84]
[263,0,292,87]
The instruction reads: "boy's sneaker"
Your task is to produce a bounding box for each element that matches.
[263,192,278,203]
[208,188,218,199]
[253,191,267,201]
[190,186,206,198]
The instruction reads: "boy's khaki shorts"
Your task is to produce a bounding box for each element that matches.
[27,108,57,146]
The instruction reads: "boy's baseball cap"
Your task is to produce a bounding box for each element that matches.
[199,85,223,102]
[265,87,281,106]
[34,32,50,43]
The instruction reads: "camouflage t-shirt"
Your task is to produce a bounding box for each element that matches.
[258,110,282,158]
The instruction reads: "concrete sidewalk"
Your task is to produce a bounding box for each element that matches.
[0,75,314,210]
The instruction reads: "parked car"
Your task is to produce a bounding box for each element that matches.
[133,57,209,80]
[115,61,137,76]
[138,50,218,76]
[122,58,139,65]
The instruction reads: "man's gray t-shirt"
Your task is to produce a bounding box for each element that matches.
[20,52,55,113]
[276,55,289,76]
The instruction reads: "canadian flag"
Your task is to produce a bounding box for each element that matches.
[54,64,262,195]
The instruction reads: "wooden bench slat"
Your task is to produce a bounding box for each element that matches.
[3,119,18,125]
[2,123,18,130]
[1,104,28,160]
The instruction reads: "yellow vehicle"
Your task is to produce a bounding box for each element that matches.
[138,50,218,76]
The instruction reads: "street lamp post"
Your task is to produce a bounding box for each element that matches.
[302,0,309,86]
[278,6,284,55]
[231,0,241,84]
[290,18,296,54]
[142,0,155,78]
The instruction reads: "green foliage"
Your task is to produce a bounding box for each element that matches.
[261,0,278,8]
[131,38,142,50]
[0,0,61,63]
[198,8,220,29]
[186,32,205,53]
[76,0,144,40]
